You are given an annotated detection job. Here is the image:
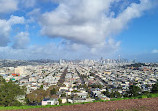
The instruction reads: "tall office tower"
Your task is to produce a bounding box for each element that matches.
[100,57,104,64]
[118,55,121,63]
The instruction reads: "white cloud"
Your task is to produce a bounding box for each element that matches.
[0,19,10,46]
[12,32,30,49]
[0,16,25,47]
[0,39,120,60]
[19,0,37,8]
[39,0,156,55]
[0,0,18,14]
[8,15,25,25]
[40,0,153,45]
[40,0,112,46]
[27,8,41,23]
[27,8,40,16]
[152,49,158,54]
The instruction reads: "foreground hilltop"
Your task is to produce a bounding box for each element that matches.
[10,97,158,111]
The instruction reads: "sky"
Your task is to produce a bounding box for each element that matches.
[0,0,158,62]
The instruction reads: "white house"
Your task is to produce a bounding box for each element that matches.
[42,98,59,106]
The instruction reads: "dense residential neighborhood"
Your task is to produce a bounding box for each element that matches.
[0,59,158,106]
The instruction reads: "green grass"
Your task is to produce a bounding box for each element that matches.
[0,105,60,110]
[0,93,158,110]
[0,102,96,110]
[111,93,158,101]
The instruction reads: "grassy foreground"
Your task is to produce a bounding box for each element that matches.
[0,93,158,110]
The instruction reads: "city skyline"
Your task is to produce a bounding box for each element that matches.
[0,0,158,62]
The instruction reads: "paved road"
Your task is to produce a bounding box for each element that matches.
[75,68,85,85]
[57,67,68,87]
[90,72,108,87]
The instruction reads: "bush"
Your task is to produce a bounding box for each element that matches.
[151,83,158,93]
[151,93,158,97]
[147,94,153,98]
[142,95,147,99]
[145,93,158,98]
[138,95,147,99]
[58,98,62,105]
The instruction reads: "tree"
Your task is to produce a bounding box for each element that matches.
[39,85,44,90]
[50,88,57,95]
[61,93,66,97]
[127,85,142,97]
[142,91,150,95]
[108,91,122,98]
[109,91,122,98]
[109,91,115,98]
[26,89,47,105]
[58,98,62,105]
[89,84,103,89]
[0,76,5,83]
[113,91,122,98]
[26,86,59,105]
[0,78,26,106]
[151,82,158,93]
[102,90,110,97]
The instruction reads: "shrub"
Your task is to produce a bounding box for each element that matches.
[139,95,147,99]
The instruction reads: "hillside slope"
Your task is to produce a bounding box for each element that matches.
[10,97,158,111]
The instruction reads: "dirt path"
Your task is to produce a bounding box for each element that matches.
[9,98,158,111]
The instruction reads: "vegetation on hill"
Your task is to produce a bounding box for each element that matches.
[26,85,59,105]
[151,81,158,93]
[0,76,26,106]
